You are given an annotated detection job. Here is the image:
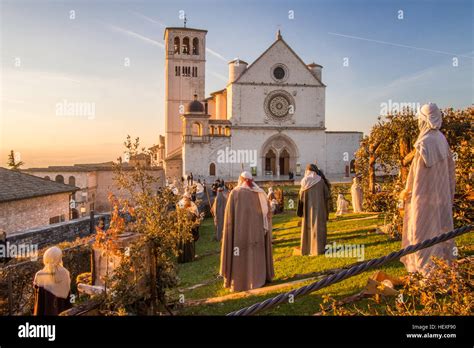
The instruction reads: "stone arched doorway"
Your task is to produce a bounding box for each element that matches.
[261,134,299,177]
[279,149,290,175]
[264,149,276,175]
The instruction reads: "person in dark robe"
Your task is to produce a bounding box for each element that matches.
[297,164,331,256]
[220,171,274,292]
[33,246,71,315]
[0,230,11,263]
[177,194,200,263]
[211,187,227,241]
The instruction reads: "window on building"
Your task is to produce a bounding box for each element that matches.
[182,37,190,54]
[183,66,192,77]
[192,38,199,55]
[68,176,76,186]
[192,67,198,77]
[175,65,181,76]
[55,175,64,184]
[225,126,231,136]
[209,163,216,176]
[192,122,202,136]
[173,37,180,54]
[49,214,65,224]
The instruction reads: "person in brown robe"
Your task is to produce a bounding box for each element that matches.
[297,164,331,256]
[211,187,227,241]
[33,246,71,315]
[220,171,274,292]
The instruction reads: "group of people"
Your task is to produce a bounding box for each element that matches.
[31,103,457,314]
[335,177,363,216]
[217,103,456,291]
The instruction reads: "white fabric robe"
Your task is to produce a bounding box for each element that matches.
[401,130,456,275]
[351,181,363,213]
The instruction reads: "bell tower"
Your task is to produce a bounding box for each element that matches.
[164,25,207,166]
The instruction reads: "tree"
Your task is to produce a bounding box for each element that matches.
[96,136,199,315]
[7,150,24,170]
[355,107,473,234]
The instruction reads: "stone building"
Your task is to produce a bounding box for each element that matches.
[0,167,78,235]
[159,27,363,181]
[24,162,164,215]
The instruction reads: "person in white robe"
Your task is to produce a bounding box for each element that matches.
[336,194,350,216]
[33,246,71,315]
[351,177,364,213]
[400,103,456,275]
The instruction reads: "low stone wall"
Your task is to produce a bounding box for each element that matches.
[5,213,110,249]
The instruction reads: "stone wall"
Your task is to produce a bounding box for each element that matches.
[325,132,363,175]
[0,192,72,235]
[5,213,110,249]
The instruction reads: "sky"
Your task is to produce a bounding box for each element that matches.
[1,0,472,168]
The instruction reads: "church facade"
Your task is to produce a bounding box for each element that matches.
[160,26,362,180]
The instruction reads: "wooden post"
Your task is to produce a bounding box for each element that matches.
[149,243,157,315]
[89,210,95,234]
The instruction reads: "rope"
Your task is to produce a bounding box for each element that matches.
[227,224,473,316]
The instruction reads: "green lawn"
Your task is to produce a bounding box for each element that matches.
[173,206,473,316]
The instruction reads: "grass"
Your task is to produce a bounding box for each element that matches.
[173,200,473,316]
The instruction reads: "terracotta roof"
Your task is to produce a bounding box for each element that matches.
[23,161,162,172]
[0,167,78,203]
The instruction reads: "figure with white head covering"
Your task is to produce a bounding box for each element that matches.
[220,171,274,291]
[351,177,364,213]
[33,246,71,315]
[336,194,350,216]
[297,164,331,255]
[400,103,456,275]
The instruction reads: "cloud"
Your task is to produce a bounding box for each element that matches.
[106,24,165,49]
[209,71,228,82]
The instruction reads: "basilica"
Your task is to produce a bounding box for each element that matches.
[157,26,362,180]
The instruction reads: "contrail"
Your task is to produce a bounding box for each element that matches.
[107,24,165,49]
[130,11,167,28]
[328,32,473,59]
[206,47,229,63]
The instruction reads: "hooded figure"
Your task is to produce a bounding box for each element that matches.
[177,193,200,263]
[297,164,331,255]
[400,103,456,275]
[33,246,71,315]
[336,194,349,216]
[211,187,227,241]
[220,171,274,292]
[351,177,364,213]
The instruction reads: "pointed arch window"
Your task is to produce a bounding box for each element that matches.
[209,163,216,176]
